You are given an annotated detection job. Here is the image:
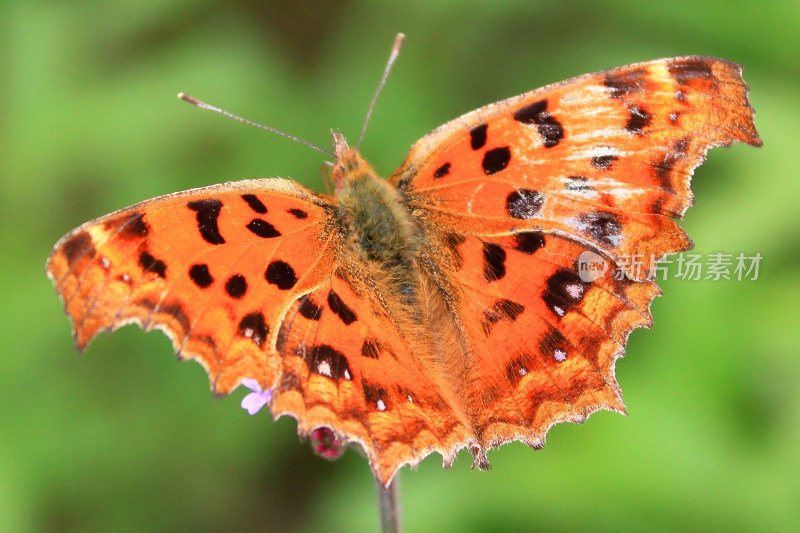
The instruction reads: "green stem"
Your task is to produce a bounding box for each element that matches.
[375,475,402,533]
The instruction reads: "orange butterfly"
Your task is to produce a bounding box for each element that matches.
[47,44,761,486]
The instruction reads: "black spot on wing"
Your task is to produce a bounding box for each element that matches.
[327,290,357,325]
[361,338,381,359]
[506,353,532,385]
[513,99,564,148]
[433,162,451,179]
[470,124,488,150]
[265,260,297,290]
[298,295,322,320]
[288,208,308,219]
[133,297,157,313]
[506,189,544,219]
[539,327,571,363]
[237,312,268,348]
[241,194,267,214]
[310,344,352,381]
[189,263,213,288]
[115,212,149,239]
[138,251,166,278]
[514,231,545,254]
[482,147,511,175]
[625,105,652,135]
[482,298,525,336]
[362,381,390,410]
[225,274,248,299]
[187,199,225,245]
[580,211,623,248]
[482,242,507,282]
[603,67,646,98]
[247,218,281,239]
[668,58,713,85]
[62,232,95,265]
[542,269,589,318]
[591,155,618,170]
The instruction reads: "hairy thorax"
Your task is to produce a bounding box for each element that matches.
[334,147,422,302]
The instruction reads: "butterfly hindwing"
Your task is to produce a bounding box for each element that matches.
[433,232,659,449]
[271,261,472,484]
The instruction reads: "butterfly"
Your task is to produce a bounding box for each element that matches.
[47,50,761,487]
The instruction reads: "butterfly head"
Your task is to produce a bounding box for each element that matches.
[331,130,375,195]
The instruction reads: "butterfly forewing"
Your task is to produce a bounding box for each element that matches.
[391,56,762,279]
[47,178,339,394]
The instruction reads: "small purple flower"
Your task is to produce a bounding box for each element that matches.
[310,427,345,460]
[240,378,272,415]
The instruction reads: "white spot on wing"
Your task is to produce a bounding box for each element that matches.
[554,349,567,362]
[589,146,620,159]
[317,359,332,377]
[376,399,387,412]
[565,283,585,300]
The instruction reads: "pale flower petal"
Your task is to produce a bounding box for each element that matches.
[241,378,261,392]
[241,390,271,415]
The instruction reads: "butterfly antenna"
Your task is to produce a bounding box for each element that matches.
[356,33,405,151]
[177,93,334,158]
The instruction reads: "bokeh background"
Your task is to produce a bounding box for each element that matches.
[2,1,798,532]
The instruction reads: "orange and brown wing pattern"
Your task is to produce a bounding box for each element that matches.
[392,56,760,461]
[271,263,473,485]
[46,178,339,395]
[392,56,761,279]
[426,231,659,455]
[48,178,473,484]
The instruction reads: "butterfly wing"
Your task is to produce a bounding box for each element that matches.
[47,179,341,395]
[271,266,472,485]
[391,56,761,278]
[390,57,761,453]
[419,230,659,451]
[48,178,471,484]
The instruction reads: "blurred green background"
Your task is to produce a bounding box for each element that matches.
[2,0,798,532]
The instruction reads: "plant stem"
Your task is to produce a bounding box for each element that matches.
[375,475,402,533]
